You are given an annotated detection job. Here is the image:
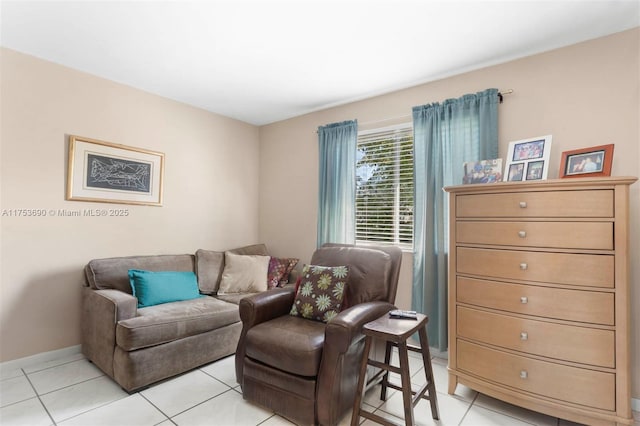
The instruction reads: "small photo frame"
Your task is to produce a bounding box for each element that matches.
[67,135,165,206]
[507,163,525,181]
[559,144,614,178]
[526,161,545,180]
[462,158,503,184]
[504,135,552,181]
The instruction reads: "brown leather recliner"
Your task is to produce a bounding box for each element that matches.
[235,243,402,425]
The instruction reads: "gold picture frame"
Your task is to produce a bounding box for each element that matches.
[66,135,164,206]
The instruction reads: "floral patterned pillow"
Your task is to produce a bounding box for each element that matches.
[267,257,299,289]
[289,264,349,323]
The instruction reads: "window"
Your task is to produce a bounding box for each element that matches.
[356,124,414,248]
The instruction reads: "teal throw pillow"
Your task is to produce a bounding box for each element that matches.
[128,269,202,308]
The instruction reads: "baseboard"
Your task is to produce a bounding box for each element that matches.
[429,348,448,360]
[0,345,82,373]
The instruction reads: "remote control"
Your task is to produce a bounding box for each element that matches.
[389,309,418,320]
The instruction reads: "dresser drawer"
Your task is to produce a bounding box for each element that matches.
[456,190,613,218]
[456,221,613,250]
[457,306,615,367]
[457,340,615,410]
[457,277,614,325]
[457,247,614,288]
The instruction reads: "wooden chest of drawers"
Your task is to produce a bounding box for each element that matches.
[445,177,636,426]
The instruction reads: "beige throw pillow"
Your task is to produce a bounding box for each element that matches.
[218,252,270,294]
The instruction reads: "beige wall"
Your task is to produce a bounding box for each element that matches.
[1,28,638,399]
[258,28,640,397]
[0,48,261,361]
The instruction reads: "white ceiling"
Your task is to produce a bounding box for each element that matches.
[1,1,639,125]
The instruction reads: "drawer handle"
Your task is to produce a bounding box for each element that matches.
[520,370,528,379]
[520,332,528,341]
[518,231,527,238]
[520,296,528,304]
[519,263,528,270]
[519,201,527,208]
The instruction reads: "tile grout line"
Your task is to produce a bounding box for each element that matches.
[22,356,86,376]
[21,368,57,426]
[32,374,132,424]
[198,367,239,389]
[457,390,479,426]
[31,373,106,398]
[162,386,237,420]
[255,413,285,425]
[138,392,175,425]
[0,354,82,384]
[467,395,553,426]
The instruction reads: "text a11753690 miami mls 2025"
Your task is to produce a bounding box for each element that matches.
[1,208,130,217]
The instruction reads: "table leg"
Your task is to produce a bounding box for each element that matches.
[380,340,392,401]
[398,342,415,426]
[418,327,440,420]
[351,336,373,426]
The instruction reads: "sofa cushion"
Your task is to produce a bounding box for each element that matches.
[195,244,269,294]
[245,315,326,377]
[128,270,202,308]
[195,249,225,294]
[116,296,240,351]
[86,254,195,293]
[289,265,348,323]
[228,244,269,256]
[218,252,270,294]
[215,292,260,305]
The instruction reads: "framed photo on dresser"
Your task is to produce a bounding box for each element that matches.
[503,135,552,181]
[559,144,614,178]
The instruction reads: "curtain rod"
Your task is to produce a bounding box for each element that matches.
[357,89,514,127]
[498,89,513,103]
[317,89,514,131]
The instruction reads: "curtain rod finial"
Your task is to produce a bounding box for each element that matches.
[498,89,513,103]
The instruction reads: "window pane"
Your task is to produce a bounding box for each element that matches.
[356,124,413,248]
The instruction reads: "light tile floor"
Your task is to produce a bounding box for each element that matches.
[1,350,638,426]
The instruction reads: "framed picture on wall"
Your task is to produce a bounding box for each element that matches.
[66,135,165,206]
[503,135,552,182]
[559,144,614,178]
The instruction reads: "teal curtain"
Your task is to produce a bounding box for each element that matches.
[317,120,358,247]
[412,89,498,351]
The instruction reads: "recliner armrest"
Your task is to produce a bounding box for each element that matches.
[238,287,296,328]
[325,301,395,353]
[236,287,296,385]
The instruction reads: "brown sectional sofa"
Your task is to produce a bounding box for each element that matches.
[81,243,279,392]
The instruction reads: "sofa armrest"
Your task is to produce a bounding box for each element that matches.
[81,287,138,378]
[324,301,395,353]
[238,287,295,328]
